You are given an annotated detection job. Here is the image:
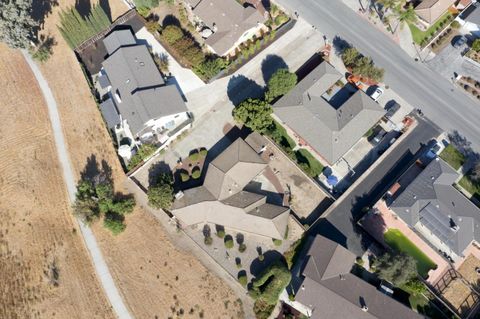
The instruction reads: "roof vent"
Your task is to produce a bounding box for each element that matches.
[140,62,145,66]
[125,79,130,84]
[431,176,435,180]
[361,306,368,312]
[301,285,305,291]
[339,274,346,280]
[413,195,417,199]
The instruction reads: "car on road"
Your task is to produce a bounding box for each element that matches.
[453,36,467,48]
[370,87,384,102]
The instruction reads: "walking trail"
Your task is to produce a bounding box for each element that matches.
[22,50,133,319]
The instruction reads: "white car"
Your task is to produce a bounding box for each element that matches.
[370,87,384,102]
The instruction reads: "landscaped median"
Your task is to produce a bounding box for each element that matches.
[384,229,437,278]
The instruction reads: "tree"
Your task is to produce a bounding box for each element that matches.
[148,173,174,209]
[73,180,100,224]
[472,39,480,53]
[341,47,360,67]
[377,0,404,12]
[394,4,417,32]
[162,25,183,45]
[265,69,297,102]
[103,212,126,235]
[194,58,227,80]
[0,0,38,49]
[470,162,480,181]
[233,98,273,133]
[224,235,234,249]
[375,251,417,286]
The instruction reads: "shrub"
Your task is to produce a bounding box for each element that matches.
[147,173,174,209]
[451,20,460,29]
[224,235,234,249]
[128,143,157,170]
[272,239,282,246]
[189,151,200,162]
[274,13,289,26]
[191,167,201,179]
[356,257,364,266]
[239,243,247,253]
[172,37,205,67]
[162,25,184,45]
[258,254,265,262]
[236,260,242,268]
[137,6,150,18]
[103,212,126,235]
[238,274,248,287]
[194,58,227,79]
[204,236,213,245]
[216,229,225,238]
[472,39,480,52]
[199,149,208,157]
[180,171,190,182]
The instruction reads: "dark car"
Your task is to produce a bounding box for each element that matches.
[453,36,467,48]
[371,128,387,146]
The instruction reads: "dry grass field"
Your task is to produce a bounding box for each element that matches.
[0,44,114,319]
[32,1,245,318]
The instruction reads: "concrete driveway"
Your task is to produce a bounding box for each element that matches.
[427,41,480,81]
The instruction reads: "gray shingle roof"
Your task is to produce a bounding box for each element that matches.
[103,29,136,55]
[462,2,480,25]
[294,236,423,319]
[390,158,480,256]
[172,138,289,238]
[101,31,187,136]
[99,99,121,129]
[185,0,266,55]
[274,62,385,164]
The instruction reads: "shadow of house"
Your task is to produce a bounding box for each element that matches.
[75,0,92,18]
[310,219,348,249]
[296,197,334,226]
[249,250,285,277]
[244,181,284,205]
[31,0,59,36]
[261,54,289,84]
[227,74,265,106]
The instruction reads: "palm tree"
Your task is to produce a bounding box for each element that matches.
[377,0,400,12]
[394,4,417,32]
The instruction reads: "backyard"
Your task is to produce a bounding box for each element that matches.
[439,144,465,170]
[409,12,454,46]
[384,229,437,278]
[458,174,480,201]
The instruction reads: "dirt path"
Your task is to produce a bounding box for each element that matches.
[22,50,133,319]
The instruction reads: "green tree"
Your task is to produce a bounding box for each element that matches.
[148,173,174,209]
[233,98,273,133]
[342,47,360,67]
[0,0,38,49]
[405,279,427,295]
[103,212,126,235]
[375,251,417,286]
[265,68,297,102]
[194,58,227,80]
[31,36,55,63]
[134,0,160,9]
[472,39,480,52]
[73,180,100,224]
[394,4,417,32]
[162,25,183,44]
[128,143,157,170]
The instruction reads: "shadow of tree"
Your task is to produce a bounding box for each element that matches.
[226,74,264,106]
[31,0,59,35]
[147,161,172,187]
[75,0,92,18]
[162,14,181,27]
[332,36,352,55]
[98,0,112,21]
[448,130,480,175]
[260,54,289,84]
[249,250,285,277]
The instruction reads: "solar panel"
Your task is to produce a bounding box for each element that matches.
[418,202,455,246]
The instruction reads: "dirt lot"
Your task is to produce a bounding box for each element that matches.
[458,255,480,286]
[441,278,476,316]
[0,44,114,319]
[34,1,244,317]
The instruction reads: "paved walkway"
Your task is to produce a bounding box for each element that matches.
[135,27,205,94]
[365,200,449,284]
[22,51,133,319]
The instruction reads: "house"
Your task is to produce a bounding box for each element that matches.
[172,138,290,239]
[387,157,480,261]
[272,61,385,165]
[414,0,456,26]
[457,2,480,36]
[98,29,192,160]
[288,235,423,319]
[183,0,268,56]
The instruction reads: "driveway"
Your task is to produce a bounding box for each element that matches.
[308,116,441,256]
[276,0,480,150]
[131,18,326,188]
[427,42,480,81]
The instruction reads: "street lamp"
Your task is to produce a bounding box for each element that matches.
[412,42,424,63]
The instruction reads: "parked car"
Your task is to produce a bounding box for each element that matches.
[370,87,384,102]
[426,142,444,159]
[371,128,387,146]
[453,36,467,48]
[384,101,400,119]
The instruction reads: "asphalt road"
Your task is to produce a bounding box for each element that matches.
[309,117,441,256]
[22,51,134,319]
[277,0,480,149]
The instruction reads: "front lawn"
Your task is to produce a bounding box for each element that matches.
[384,229,437,278]
[409,12,453,46]
[439,144,465,170]
[458,175,480,202]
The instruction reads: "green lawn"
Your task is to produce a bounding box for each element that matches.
[295,148,324,177]
[266,120,296,150]
[384,229,437,278]
[458,175,480,202]
[439,144,465,170]
[409,12,453,45]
